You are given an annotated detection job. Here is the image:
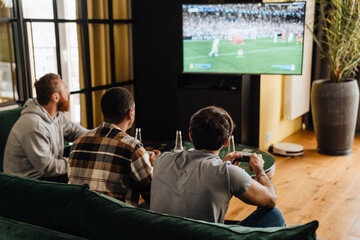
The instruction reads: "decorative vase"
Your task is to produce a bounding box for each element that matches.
[311,79,359,155]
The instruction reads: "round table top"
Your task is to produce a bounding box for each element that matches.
[149,141,275,178]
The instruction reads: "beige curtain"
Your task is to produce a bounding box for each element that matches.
[0,1,11,18]
[88,1,110,127]
[0,3,15,102]
[114,24,131,83]
[77,0,132,128]
[113,0,130,19]
[88,23,111,126]
[76,23,88,128]
[0,23,16,102]
[87,0,109,19]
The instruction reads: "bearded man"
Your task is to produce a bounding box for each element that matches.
[3,73,88,182]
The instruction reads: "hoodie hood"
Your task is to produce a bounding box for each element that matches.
[22,98,56,124]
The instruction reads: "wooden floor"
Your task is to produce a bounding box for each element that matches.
[225,130,360,240]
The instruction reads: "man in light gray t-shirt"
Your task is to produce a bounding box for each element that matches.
[151,149,252,223]
[150,106,285,227]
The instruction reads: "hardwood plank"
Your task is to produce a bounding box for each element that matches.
[226,130,360,240]
[316,174,360,240]
[348,211,360,238]
[272,155,349,223]
[276,176,326,223]
[225,198,257,221]
[290,151,360,226]
[343,236,360,240]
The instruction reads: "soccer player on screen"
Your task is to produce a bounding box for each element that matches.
[288,33,294,43]
[274,33,277,43]
[239,35,244,45]
[209,38,220,57]
[296,33,302,45]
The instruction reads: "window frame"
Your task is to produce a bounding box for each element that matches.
[0,0,134,129]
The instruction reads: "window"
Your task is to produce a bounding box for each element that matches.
[1,0,133,129]
[0,1,18,104]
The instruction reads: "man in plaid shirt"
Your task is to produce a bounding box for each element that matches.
[68,87,158,207]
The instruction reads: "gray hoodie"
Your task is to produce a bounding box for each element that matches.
[4,99,88,179]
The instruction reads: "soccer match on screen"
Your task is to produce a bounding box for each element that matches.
[182,2,306,75]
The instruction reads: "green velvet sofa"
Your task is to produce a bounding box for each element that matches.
[0,172,319,240]
[0,107,22,172]
[0,106,319,239]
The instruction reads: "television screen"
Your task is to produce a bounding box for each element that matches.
[182,2,306,75]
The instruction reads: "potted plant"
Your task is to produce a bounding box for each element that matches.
[311,0,360,155]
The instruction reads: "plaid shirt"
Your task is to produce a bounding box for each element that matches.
[68,122,153,206]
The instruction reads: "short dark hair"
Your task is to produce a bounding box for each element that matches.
[189,106,234,151]
[101,87,134,124]
[34,73,61,105]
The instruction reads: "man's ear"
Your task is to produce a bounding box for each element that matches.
[223,137,229,147]
[128,108,134,120]
[51,92,60,103]
[189,132,192,141]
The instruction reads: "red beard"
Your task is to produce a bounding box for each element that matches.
[57,95,70,112]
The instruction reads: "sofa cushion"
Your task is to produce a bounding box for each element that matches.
[223,222,318,239]
[80,190,318,240]
[0,172,88,237]
[0,216,87,240]
[0,107,22,172]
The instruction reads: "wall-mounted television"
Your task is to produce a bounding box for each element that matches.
[182,2,306,75]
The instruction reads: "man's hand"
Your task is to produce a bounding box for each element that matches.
[222,152,245,166]
[239,153,278,209]
[248,153,264,175]
[148,150,161,166]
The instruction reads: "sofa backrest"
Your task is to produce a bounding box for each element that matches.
[80,191,319,240]
[0,172,87,237]
[0,107,22,172]
[0,172,319,240]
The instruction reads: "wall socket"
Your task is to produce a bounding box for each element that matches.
[266,132,272,142]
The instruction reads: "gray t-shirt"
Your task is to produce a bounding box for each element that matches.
[150,149,253,223]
